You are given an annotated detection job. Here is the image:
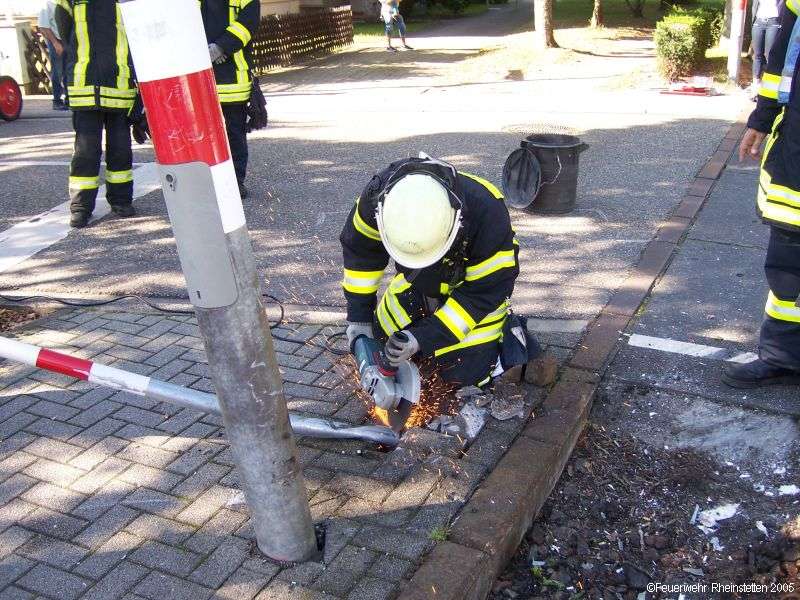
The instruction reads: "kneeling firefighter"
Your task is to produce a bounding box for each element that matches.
[340,155,538,410]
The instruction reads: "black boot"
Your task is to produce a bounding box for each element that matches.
[111,204,136,218]
[722,358,800,389]
[70,212,90,228]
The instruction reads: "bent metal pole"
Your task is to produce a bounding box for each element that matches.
[118,0,316,561]
[0,336,400,447]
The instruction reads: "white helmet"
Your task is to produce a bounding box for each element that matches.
[376,172,461,269]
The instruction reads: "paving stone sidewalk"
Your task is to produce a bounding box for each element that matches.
[0,306,580,600]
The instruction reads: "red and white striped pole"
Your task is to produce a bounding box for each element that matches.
[118,0,317,562]
[0,335,401,446]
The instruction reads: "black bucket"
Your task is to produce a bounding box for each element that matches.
[503,134,588,214]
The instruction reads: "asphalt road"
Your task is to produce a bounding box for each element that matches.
[0,4,747,323]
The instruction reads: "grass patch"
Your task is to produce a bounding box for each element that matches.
[429,526,451,541]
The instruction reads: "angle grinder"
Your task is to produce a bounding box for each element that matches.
[352,334,420,432]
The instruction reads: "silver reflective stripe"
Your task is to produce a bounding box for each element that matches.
[766,291,800,323]
[438,303,472,337]
[465,251,515,281]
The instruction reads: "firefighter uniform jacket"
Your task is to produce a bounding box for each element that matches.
[201,0,260,104]
[340,163,520,359]
[748,0,800,231]
[54,0,135,112]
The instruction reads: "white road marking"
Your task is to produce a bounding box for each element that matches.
[0,162,161,274]
[628,333,757,364]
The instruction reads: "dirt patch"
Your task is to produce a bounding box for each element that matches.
[0,306,38,332]
[490,422,800,599]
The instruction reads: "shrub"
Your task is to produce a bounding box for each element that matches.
[440,0,468,13]
[654,14,706,80]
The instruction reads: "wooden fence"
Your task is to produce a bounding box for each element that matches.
[251,6,354,74]
[22,29,52,95]
[23,6,354,95]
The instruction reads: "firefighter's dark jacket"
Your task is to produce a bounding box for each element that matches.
[747,0,800,231]
[54,0,135,112]
[201,0,261,104]
[340,161,520,358]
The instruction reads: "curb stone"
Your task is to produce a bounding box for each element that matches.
[396,109,751,600]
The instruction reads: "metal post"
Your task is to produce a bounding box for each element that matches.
[0,335,401,446]
[727,0,748,82]
[118,0,317,562]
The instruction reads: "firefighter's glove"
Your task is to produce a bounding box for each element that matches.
[208,43,226,64]
[346,322,373,350]
[131,117,149,144]
[385,331,419,366]
[246,78,268,132]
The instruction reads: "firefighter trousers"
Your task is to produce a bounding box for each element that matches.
[69,110,132,216]
[222,103,248,184]
[759,226,800,370]
[372,274,506,388]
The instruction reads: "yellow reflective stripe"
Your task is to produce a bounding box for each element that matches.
[232,50,249,85]
[217,91,251,103]
[459,171,503,200]
[228,4,250,87]
[74,3,90,88]
[435,297,476,340]
[99,98,135,109]
[385,289,411,329]
[766,184,800,208]
[788,0,800,15]
[389,273,411,293]
[766,291,800,322]
[476,301,508,326]
[115,5,131,91]
[69,176,100,190]
[353,198,381,241]
[434,321,504,357]
[227,21,252,46]
[465,249,516,282]
[759,73,781,99]
[106,170,133,184]
[758,190,800,226]
[56,0,72,16]
[100,87,136,99]
[376,301,399,337]
[68,97,95,107]
[342,269,383,294]
[440,283,450,295]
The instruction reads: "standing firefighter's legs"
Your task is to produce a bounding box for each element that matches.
[104,111,134,216]
[69,110,103,227]
[222,103,249,195]
[723,226,800,387]
[759,226,800,369]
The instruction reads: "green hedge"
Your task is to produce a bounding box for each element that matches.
[654,3,723,81]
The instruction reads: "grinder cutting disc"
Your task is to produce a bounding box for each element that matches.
[387,360,421,432]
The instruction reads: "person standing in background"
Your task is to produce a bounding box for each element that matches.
[201,0,261,200]
[55,0,137,228]
[751,0,783,99]
[380,0,412,52]
[38,0,68,111]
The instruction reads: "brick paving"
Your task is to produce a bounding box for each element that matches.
[0,307,577,599]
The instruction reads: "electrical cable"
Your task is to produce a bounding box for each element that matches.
[0,290,349,355]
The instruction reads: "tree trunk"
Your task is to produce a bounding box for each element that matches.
[534,0,559,48]
[590,0,603,27]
